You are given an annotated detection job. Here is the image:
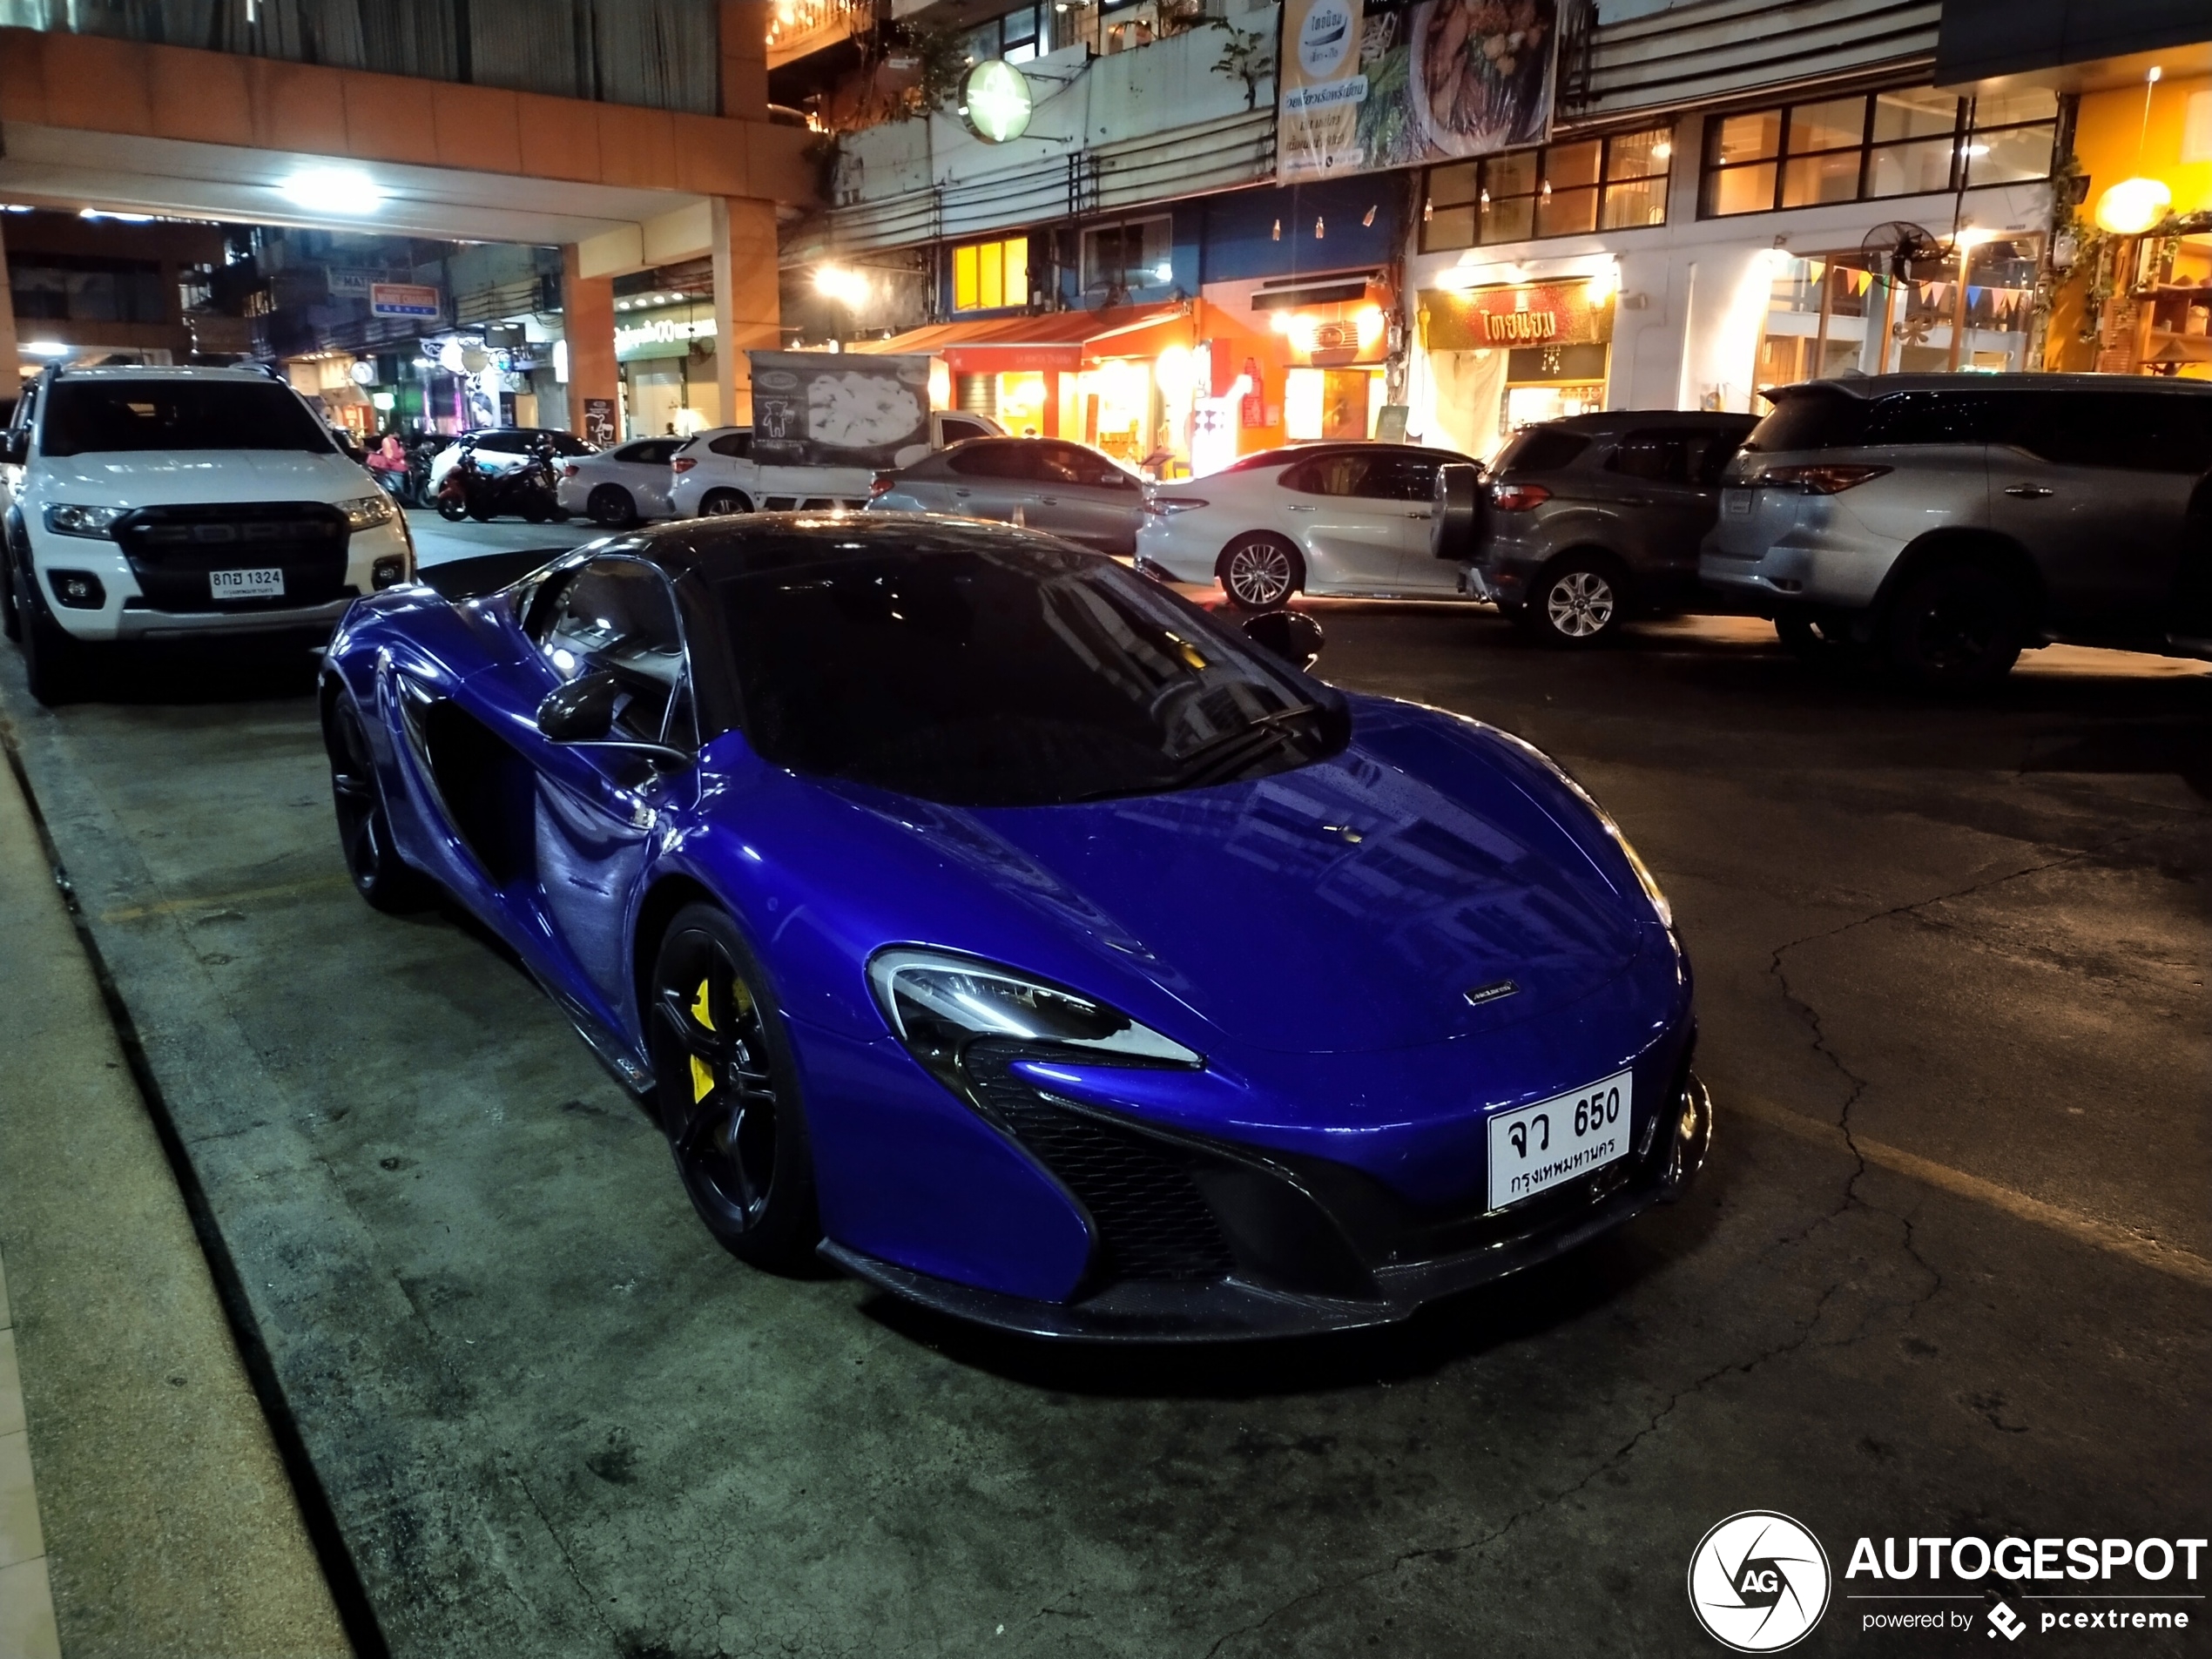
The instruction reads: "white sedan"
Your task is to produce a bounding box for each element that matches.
[556,436,683,527]
[1136,442,1479,610]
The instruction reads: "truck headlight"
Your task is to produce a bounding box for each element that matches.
[44,503,126,539]
[338,493,397,531]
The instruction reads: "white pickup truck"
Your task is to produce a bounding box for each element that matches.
[668,410,1005,516]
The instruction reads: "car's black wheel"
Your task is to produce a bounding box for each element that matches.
[324,692,435,913]
[699,489,752,517]
[647,904,819,1270]
[1521,555,1629,646]
[1217,534,1303,610]
[1,549,20,644]
[588,485,637,529]
[435,494,469,522]
[1885,563,2026,688]
[19,586,86,706]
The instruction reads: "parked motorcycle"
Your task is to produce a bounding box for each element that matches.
[435,444,565,523]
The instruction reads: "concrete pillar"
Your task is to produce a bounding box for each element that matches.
[720,0,768,118]
[561,245,618,442]
[0,215,20,399]
[711,197,782,429]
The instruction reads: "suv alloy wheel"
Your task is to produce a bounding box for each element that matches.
[1522,554,1628,646]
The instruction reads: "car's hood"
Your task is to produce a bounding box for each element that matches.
[34,449,367,506]
[738,696,1660,1057]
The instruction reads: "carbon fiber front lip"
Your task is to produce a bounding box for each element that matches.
[817,1076,1712,1342]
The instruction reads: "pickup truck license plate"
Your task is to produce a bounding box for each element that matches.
[211,567,285,599]
[1487,1069,1632,1212]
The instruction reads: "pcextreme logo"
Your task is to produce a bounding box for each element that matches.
[1689,1512,1834,1652]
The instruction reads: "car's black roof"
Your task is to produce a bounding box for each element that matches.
[1766,373,2212,401]
[1534,409,1760,433]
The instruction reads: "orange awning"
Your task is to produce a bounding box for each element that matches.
[853,306,1191,373]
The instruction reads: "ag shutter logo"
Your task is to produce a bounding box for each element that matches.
[1689,1512,1832,1652]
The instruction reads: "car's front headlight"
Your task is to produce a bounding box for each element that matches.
[868,947,1201,1089]
[338,493,397,531]
[44,503,126,539]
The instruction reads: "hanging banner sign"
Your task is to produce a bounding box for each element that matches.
[1419,280,1612,351]
[369,282,443,319]
[1278,0,1559,183]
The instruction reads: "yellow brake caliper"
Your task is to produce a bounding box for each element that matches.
[689,977,716,1103]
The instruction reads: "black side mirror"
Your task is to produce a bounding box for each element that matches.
[0,430,27,465]
[537,671,621,742]
[536,671,695,768]
[1240,610,1325,671]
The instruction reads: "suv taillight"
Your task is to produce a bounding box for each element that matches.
[563,463,580,477]
[868,471,897,498]
[1489,482,1552,511]
[671,455,697,474]
[1752,463,1891,495]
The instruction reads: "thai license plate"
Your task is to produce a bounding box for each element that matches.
[1487,1069,1633,1212]
[1724,489,1753,516]
[210,567,284,599]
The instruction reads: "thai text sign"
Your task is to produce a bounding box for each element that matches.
[368,282,442,319]
[1420,280,1611,351]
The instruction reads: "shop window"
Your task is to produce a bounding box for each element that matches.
[1752,238,2042,389]
[1702,87,2056,218]
[1420,128,1671,253]
[1081,216,1172,294]
[966,5,1042,64]
[952,237,1030,312]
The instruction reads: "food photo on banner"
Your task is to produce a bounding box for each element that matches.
[1278,0,1558,181]
[745,352,935,468]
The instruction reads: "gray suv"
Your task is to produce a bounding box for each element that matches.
[1702,374,2212,685]
[1450,411,1757,645]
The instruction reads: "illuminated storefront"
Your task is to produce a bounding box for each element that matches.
[1413,275,1615,448]
[615,300,718,438]
[2046,67,2212,379]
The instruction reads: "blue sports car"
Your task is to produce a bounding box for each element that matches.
[321,515,1710,1339]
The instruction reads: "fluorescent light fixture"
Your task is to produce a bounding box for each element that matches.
[281,168,385,216]
[80,208,154,223]
[24,341,71,356]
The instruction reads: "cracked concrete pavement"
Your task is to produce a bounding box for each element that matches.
[0,597,2203,1657]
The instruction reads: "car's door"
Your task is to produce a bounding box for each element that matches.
[1278,454,1405,591]
[1349,452,1460,591]
[613,439,680,514]
[1989,391,2208,638]
[1029,443,1145,552]
[512,555,699,1023]
[1599,429,1728,600]
[938,442,1042,523]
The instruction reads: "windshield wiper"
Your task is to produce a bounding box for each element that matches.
[1171,701,1325,788]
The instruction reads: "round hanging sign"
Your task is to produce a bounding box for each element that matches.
[959,59,1034,144]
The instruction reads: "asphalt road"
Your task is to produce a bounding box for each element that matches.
[2,521,2205,1657]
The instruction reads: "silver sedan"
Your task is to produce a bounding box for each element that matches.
[867,438,1146,555]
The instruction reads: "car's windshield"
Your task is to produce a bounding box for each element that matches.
[41,381,335,457]
[715,542,1345,807]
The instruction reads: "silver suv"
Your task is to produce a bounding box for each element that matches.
[1701,374,2212,685]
